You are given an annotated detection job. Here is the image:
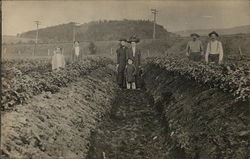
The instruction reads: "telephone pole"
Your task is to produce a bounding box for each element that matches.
[151,9,158,40]
[73,22,81,42]
[33,21,41,56]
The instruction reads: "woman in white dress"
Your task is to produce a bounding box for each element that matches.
[52,47,66,71]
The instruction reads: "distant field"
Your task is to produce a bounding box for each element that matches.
[166,33,250,57]
[175,25,250,37]
[2,34,250,63]
[2,35,35,44]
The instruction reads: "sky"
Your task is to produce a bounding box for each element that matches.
[2,0,250,35]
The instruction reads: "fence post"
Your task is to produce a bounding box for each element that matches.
[239,46,243,60]
[239,46,242,56]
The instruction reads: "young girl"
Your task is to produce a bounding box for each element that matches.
[52,47,66,71]
[72,41,82,62]
[125,58,136,89]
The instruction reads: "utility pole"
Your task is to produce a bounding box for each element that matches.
[33,21,41,56]
[73,26,76,42]
[151,9,158,40]
[73,22,81,42]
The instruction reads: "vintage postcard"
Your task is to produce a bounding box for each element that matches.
[1,0,250,159]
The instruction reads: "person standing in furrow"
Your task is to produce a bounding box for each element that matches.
[116,38,129,89]
[127,35,142,90]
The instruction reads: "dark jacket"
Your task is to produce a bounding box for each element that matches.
[125,64,136,83]
[127,47,141,68]
[116,46,128,72]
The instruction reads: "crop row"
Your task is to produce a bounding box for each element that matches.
[2,58,52,75]
[2,57,113,110]
[146,57,250,101]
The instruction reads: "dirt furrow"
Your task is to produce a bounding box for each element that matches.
[86,89,177,159]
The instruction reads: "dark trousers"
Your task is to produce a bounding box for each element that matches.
[209,54,219,64]
[189,52,201,62]
[117,69,126,88]
[135,68,143,89]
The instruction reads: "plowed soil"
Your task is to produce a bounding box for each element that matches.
[86,89,185,159]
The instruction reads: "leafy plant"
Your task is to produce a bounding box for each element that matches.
[147,57,250,101]
[2,57,113,110]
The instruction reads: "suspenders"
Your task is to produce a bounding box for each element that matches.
[209,41,219,53]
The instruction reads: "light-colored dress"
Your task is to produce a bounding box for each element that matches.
[75,46,80,57]
[52,52,65,71]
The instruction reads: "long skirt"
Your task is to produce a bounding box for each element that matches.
[52,54,65,71]
[135,68,144,89]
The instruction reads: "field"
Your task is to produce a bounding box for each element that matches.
[3,33,250,60]
[2,35,36,44]
[1,34,250,159]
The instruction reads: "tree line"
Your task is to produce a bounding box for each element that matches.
[19,20,175,43]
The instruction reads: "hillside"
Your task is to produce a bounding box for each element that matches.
[20,20,175,42]
[176,25,250,37]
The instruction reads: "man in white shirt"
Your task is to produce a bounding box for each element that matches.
[205,31,224,64]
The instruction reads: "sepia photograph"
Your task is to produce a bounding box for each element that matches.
[1,0,250,158]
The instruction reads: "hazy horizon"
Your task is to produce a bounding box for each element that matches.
[3,0,250,36]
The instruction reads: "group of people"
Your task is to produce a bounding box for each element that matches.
[52,31,224,89]
[116,35,142,90]
[186,31,224,64]
[51,41,83,71]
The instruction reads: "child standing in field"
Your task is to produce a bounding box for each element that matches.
[52,47,66,71]
[72,41,82,62]
[125,58,136,89]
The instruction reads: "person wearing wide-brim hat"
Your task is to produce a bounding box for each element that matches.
[127,36,140,43]
[208,31,219,37]
[116,38,129,88]
[190,33,200,38]
[205,31,224,64]
[119,38,127,42]
[186,33,204,62]
[127,35,142,89]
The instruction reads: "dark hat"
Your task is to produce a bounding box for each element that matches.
[190,33,200,37]
[128,35,140,43]
[127,58,134,61]
[119,38,127,42]
[208,31,219,37]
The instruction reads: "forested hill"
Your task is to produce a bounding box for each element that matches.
[19,20,176,42]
